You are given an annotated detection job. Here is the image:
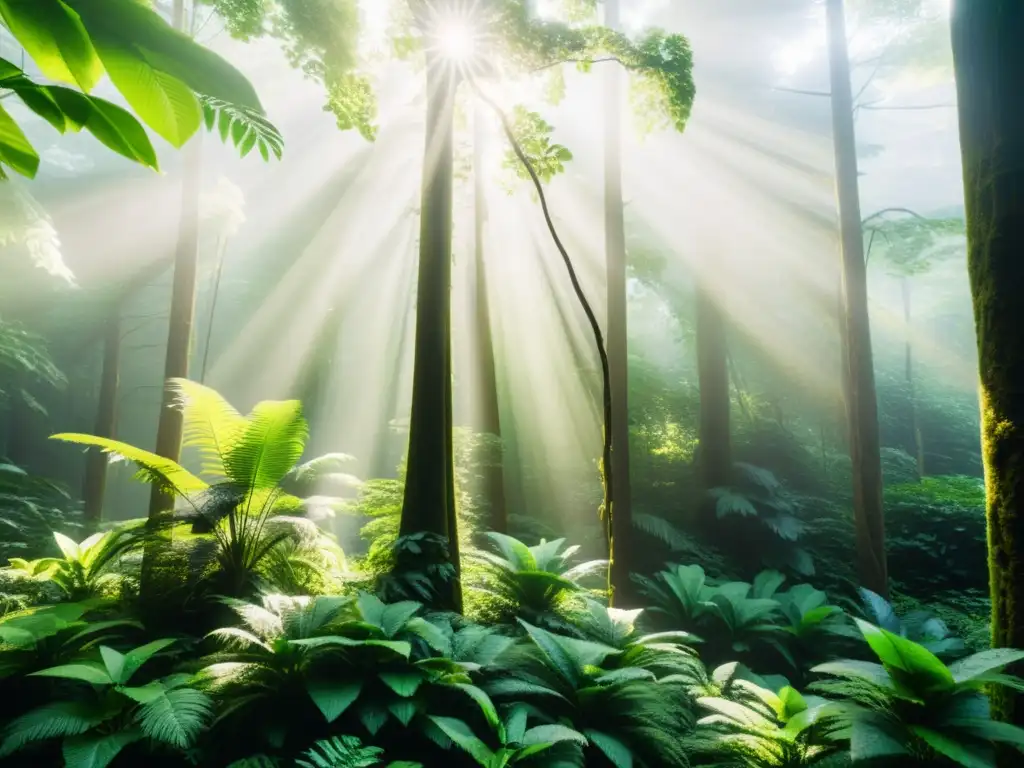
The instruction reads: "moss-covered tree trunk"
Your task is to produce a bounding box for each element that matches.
[604,0,633,604]
[399,52,461,610]
[471,102,507,534]
[83,310,121,525]
[696,286,731,497]
[951,0,1024,728]
[826,0,888,597]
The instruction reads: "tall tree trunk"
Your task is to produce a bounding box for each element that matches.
[695,286,731,495]
[826,0,888,597]
[471,102,507,533]
[603,0,633,605]
[902,277,925,476]
[298,307,342,457]
[148,0,202,518]
[951,0,1024,730]
[399,53,461,611]
[83,311,121,525]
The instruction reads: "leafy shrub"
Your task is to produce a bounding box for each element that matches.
[884,475,986,594]
[813,619,1024,766]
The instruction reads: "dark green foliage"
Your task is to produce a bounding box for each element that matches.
[884,476,986,594]
[0,462,81,577]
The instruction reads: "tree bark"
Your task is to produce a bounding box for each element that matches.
[826,0,888,597]
[696,285,731,494]
[603,0,633,605]
[399,52,461,610]
[471,102,507,533]
[83,311,121,525]
[951,0,1024,729]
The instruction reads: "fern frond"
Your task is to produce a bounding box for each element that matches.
[296,734,383,768]
[0,701,116,756]
[135,684,212,749]
[172,378,246,480]
[201,96,284,161]
[222,400,308,494]
[49,434,207,497]
[632,513,691,551]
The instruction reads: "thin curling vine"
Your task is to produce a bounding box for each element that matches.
[469,78,616,601]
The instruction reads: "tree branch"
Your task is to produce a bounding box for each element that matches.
[469,77,615,559]
[532,56,623,73]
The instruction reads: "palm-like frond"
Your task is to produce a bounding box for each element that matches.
[0,701,116,756]
[173,378,246,480]
[222,399,308,494]
[295,735,383,768]
[135,682,213,749]
[49,434,208,498]
[200,96,284,161]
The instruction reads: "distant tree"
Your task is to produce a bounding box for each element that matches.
[951,0,1024,732]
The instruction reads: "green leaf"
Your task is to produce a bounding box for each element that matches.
[379,670,423,697]
[0,0,102,90]
[0,103,39,178]
[69,0,263,112]
[307,679,362,723]
[427,716,494,765]
[30,662,113,685]
[381,601,421,637]
[92,35,201,147]
[388,699,418,726]
[521,724,588,747]
[120,638,176,683]
[950,649,1024,685]
[850,718,910,762]
[452,683,499,729]
[63,731,142,768]
[135,684,211,749]
[100,646,127,684]
[51,433,202,493]
[854,618,954,692]
[0,701,119,757]
[948,718,1024,751]
[584,729,632,768]
[912,726,995,768]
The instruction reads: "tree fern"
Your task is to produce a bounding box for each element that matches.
[135,681,212,749]
[173,378,246,481]
[295,735,383,768]
[222,399,308,494]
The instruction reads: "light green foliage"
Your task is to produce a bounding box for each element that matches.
[865,213,966,277]
[812,620,1024,767]
[469,531,606,633]
[5,528,143,601]
[0,0,274,178]
[501,106,572,187]
[0,636,211,766]
[50,380,351,598]
[855,587,966,660]
[691,680,846,767]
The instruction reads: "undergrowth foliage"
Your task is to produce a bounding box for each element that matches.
[0,382,1016,768]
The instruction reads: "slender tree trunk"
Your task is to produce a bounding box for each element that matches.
[826,0,888,597]
[298,307,342,456]
[148,0,202,518]
[399,53,461,610]
[603,0,633,605]
[696,287,731,497]
[83,311,121,525]
[951,0,1024,730]
[199,235,227,384]
[471,102,507,533]
[901,277,925,476]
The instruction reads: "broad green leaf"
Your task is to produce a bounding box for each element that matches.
[428,716,494,765]
[387,699,418,726]
[63,730,142,768]
[379,670,423,697]
[850,718,910,762]
[92,35,201,147]
[584,729,632,768]
[0,103,39,178]
[912,726,995,768]
[306,679,363,723]
[521,724,588,746]
[950,649,1024,685]
[100,646,127,684]
[30,662,112,685]
[405,616,451,655]
[948,718,1024,751]
[452,683,499,728]
[54,531,81,560]
[381,601,421,637]
[0,0,101,89]
[854,618,954,692]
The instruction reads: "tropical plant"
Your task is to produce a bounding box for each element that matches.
[50,379,348,598]
[5,528,144,601]
[691,681,846,767]
[0,461,80,568]
[0,600,141,680]
[484,619,693,767]
[812,619,1024,766]
[856,587,966,660]
[0,0,280,179]
[0,637,210,767]
[469,532,606,634]
[709,463,815,577]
